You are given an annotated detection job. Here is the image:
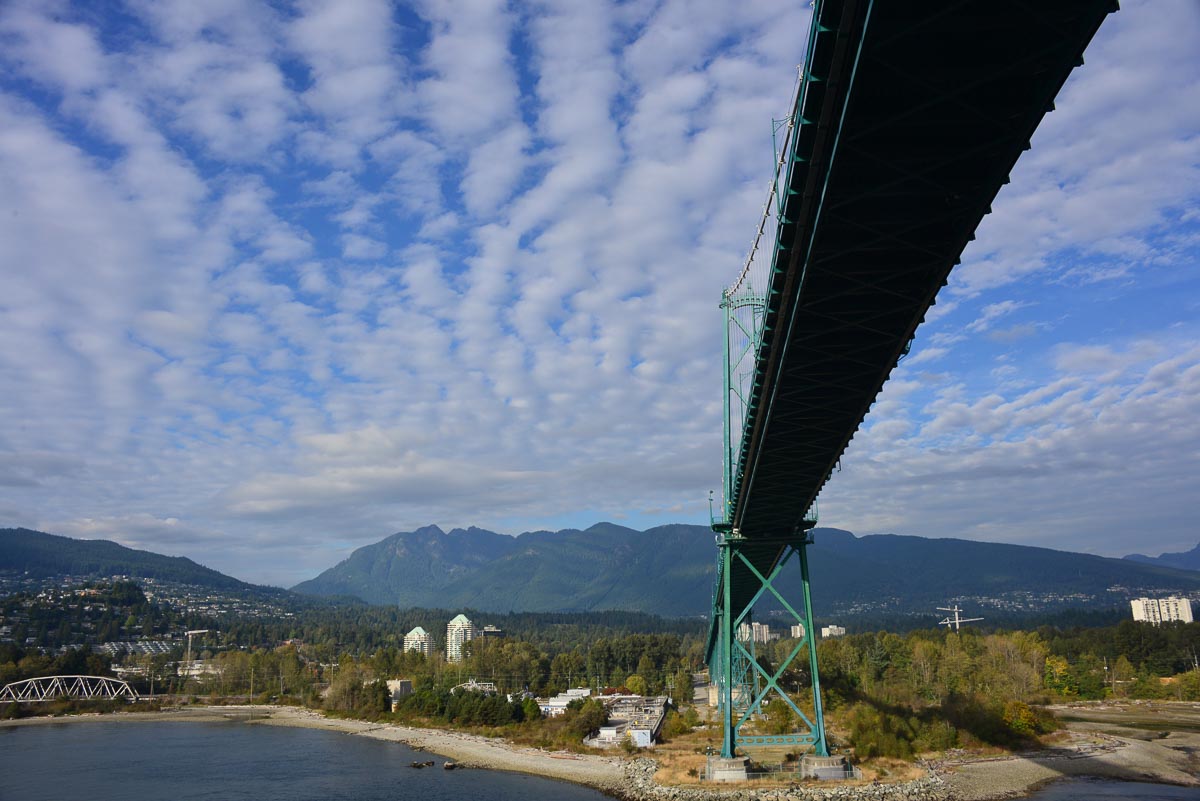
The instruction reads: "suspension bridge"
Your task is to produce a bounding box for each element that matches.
[706,0,1117,776]
[0,675,138,704]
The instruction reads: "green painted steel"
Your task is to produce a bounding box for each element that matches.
[719,290,767,526]
[708,0,1115,765]
[711,532,827,759]
[719,539,734,757]
[728,0,1116,537]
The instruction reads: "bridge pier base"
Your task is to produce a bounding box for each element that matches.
[709,756,749,782]
[800,754,849,780]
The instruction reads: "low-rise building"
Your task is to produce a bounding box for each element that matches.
[821,625,847,639]
[451,679,497,694]
[586,695,668,749]
[541,687,592,717]
[387,679,413,711]
[178,659,220,679]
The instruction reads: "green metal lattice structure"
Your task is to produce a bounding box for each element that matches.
[708,0,1117,762]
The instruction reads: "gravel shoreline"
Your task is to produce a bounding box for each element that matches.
[3,705,1196,800]
[935,730,1200,801]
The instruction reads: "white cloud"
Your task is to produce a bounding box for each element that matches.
[966,300,1030,334]
[0,0,1196,586]
[288,0,410,161]
[0,3,108,93]
[824,341,1200,556]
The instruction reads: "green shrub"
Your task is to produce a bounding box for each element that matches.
[1002,700,1038,736]
[844,703,915,760]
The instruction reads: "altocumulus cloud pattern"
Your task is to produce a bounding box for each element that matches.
[0,0,1197,585]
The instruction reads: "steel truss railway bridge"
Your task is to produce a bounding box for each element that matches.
[706,0,1117,771]
[0,675,138,704]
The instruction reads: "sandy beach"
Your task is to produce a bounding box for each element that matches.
[246,705,629,792]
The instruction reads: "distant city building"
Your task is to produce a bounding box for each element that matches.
[1131,597,1194,625]
[446,614,478,662]
[821,625,847,639]
[541,687,592,717]
[387,679,413,712]
[177,660,220,679]
[451,679,497,694]
[403,626,433,657]
[481,625,505,638]
[95,640,175,657]
[588,695,668,749]
[737,621,778,644]
[790,624,805,639]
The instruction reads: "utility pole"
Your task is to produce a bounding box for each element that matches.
[937,606,983,631]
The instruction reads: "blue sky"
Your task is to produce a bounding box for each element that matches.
[1,0,1197,587]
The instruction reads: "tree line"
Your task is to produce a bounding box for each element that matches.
[795,620,1200,759]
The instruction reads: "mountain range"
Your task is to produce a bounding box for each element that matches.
[5,524,1199,619]
[292,523,1200,617]
[1125,543,1200,572]
[0,527,265,593]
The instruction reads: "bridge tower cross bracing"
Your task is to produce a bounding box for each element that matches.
[712,527,827,759]
[715,286,829,760]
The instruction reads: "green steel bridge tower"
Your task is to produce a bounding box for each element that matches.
[706,0,1115,773]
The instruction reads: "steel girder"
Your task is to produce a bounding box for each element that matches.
[0,675,138,703]
[706,0,1115,763]
[728,0,1116,536]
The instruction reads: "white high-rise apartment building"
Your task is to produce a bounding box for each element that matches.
[1131,597,1194,625]
[446,614,478,662]
[403,626,433,657]
[737,621,778,643]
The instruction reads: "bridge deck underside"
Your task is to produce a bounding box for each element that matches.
[715,0,1113,647]
[735,0,1114,536]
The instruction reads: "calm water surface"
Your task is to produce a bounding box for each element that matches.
[0,721,1195,801]
[0,720,612,801]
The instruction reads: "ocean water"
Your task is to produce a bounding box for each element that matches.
[0,720,611,801]
[0,720,1195,801]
